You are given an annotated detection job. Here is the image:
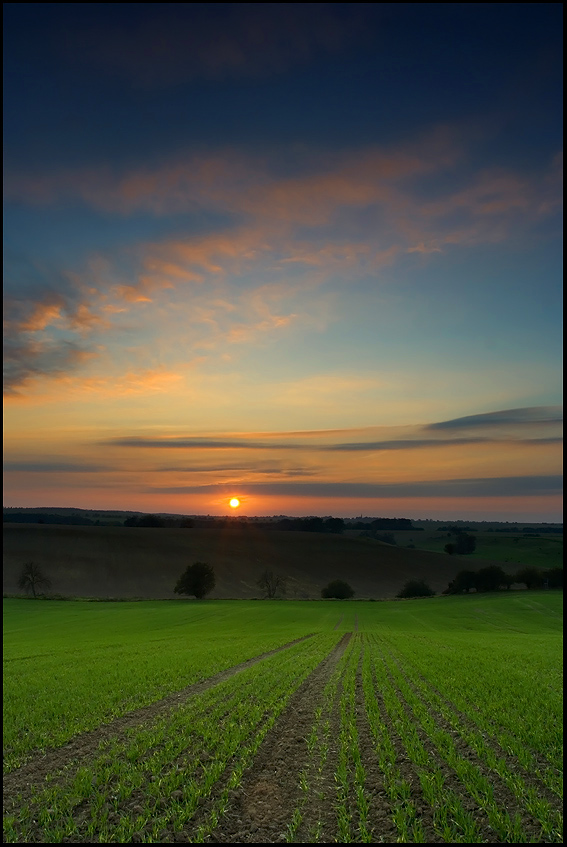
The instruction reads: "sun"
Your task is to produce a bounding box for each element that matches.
[229,498,240,509]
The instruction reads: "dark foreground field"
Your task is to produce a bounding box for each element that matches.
[1,522,532,600]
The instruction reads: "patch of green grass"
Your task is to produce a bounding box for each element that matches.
[391,530,563,569]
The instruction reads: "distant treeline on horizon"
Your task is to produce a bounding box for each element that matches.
[2,510,563,533]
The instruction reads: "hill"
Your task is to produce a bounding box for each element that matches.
[1,522,538,600]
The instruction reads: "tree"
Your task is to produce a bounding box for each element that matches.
[474,565,510,593]
[321,580,354,599]
[545,567,563,588]
[454,532,476,554]
[174,562,215,599]
[257,569,287,598]
[17,562,51,598]
[446,569,478,593]
[515,567,545,589]
[138,513,166,527]
[397,580,435,598]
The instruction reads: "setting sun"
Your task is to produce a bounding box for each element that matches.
[229,498,240,509]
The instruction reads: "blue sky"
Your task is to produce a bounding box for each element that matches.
[3,3,563,519]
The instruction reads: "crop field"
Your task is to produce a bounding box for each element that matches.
[381,530,563,570]
[3,592,563,843]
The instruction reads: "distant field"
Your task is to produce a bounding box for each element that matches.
[3,592,563,843]
[360,529,564,569]
[4,523,561,602]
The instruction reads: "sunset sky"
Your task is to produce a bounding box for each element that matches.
[3,4,563,520]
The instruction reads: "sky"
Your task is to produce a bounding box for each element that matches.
[3,3,563,521]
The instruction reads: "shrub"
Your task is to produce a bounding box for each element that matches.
[174,562,215,599]
[321,580,354,599]
[475,565,511,592]
[397,580,435,598]
[545,567,563,588]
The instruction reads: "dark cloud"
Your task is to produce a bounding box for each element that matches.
[327,437,489,451]
[103,428,561,453]
[3,461,111,473]
[427,406,563,431]
[55,5,367,88]
[3,253,99,394]
[149,475,563,499]
[103,437,302,450]
[3,337,94,395]
[156,465,318,476]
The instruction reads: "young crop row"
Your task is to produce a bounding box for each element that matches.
[3,610,323,774]
[4,633,340,843]
[4,597,562,843]
[279,633,562,843]
[378,631,563,792]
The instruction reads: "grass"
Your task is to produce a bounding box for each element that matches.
[385,529,563,569]
[3,591,563,843]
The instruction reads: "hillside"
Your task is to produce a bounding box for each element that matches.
[1,523,532,600]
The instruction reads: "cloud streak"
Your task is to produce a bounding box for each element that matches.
[427,406,563,430]
[149,475,563,499]
[99,406,562,452]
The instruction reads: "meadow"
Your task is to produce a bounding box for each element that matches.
[383,530,564,570]
[3,591,562,843]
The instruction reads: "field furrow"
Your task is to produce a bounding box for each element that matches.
[3,594,562,843]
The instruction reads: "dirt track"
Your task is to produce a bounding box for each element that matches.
[3,634,315,808]
[3,632,563,843]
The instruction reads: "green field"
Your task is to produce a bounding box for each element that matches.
[381,529,564,569]
[3,593,563,843]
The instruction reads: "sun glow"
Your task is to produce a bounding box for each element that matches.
[229,498,240,509]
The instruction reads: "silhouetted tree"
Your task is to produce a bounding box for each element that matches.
[450,570,478,593]
[323,517,345,534]
[444,542,456,555]
[397,580,435,598]
[322,580,354,599]
[257,569,287,598]
[174,562,215,599]
[544,567,563,588]
[139,514,166,527]
[474,565,510,592]
[17,562,52,598]
[454,532,476,554]
[515,567,545,589]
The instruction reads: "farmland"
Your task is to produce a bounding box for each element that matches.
[3,592,562,843]
[4,522,562,601]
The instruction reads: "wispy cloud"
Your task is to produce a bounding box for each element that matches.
[100,406,562,452]
[59,5,365,87]
[3,461,111,473]
[149,475,563,499]
[427,406,563,430]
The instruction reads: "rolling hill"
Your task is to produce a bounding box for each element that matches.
[1,523,532,600]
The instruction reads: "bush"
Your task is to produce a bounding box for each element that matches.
[444,570,478,594]
[174,562,215,599]
[397,580,435,599]
[475,565,512,592]
[321,580,354,599]
[454,532,476,554]
[515,567,545,589]
[545,567,563,588]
